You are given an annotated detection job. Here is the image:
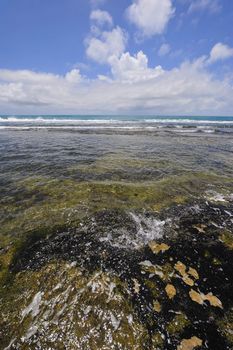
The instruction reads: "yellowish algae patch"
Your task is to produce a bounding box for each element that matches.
[165,284,176,299]
[177,336,203,350]
[0,262,148,350]
[189,289,223,308]
[148,241,170,254]
[188,267,199,280]
[174,261,199,287]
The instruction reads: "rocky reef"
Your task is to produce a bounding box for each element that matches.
[0,132,233,349]
[1,196,233,349]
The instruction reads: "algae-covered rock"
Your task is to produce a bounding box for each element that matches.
[217,309,233,346]
[167,313,190,335]
[219,230,233,250]
[0,197,233,349]
[0,264,148,350]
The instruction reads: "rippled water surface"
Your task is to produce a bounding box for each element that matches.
[0,126,233,350]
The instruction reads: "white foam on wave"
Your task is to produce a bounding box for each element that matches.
[99,212,167,249]
[1,116,233,125]
[0,125,160,131]
[0,117,125,124]
[144,119,233,124]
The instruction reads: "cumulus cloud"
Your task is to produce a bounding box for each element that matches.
[158,43,171,57]
[86,8,127,64]
[207,43,233,65]
[126,0,175,37]
[188,0,221,14]
[86,26,127,64]
[0,54,233,115]
[65,69,83,84]
[0,69,84,108]
[109,51,164,82]
[90,9,113,27]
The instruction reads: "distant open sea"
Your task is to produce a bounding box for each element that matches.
[1,115,233,133]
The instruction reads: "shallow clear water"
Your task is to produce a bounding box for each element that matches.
[0,128,233,181]
[0,127,232,236]
[0,124,233,350]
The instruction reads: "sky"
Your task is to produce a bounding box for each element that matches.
[0,0,233,115]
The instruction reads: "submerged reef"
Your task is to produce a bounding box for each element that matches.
[0,133,233,349]
[0,197,233,349]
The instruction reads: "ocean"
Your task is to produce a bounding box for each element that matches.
[1,115,233,132]
[0,115,233,349]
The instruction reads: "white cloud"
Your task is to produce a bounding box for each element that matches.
[158,43,171,57]
[0,69,82,108]
[0,69,60,83]
[126,0,175,37]
[188,0,221,14]
[207,43,233,65]
[109,51,164,82]
[65,69,83,84]
[0,51,233,115]
[90,10,113,27]
[86,27,127,64]
[0,54,233,115]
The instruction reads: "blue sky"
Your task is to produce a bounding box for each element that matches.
[0,0,233,115]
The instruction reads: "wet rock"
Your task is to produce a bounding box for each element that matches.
[1,201,233,349]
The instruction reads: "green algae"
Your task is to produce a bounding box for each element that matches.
[0,168,232,294]
[144,280,160,299]
[167,313,190,335]
[1,198,233,349]
[0,262,149,350]
[151,331,164,348]
[68,154,176,181]
[1,171,232,241]
[217,310,233,346]
[219,230,233,250]
[0,155,233,349]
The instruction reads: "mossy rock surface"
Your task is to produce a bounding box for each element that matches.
[1,199,233,350]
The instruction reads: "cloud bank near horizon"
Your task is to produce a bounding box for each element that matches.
[0,44,232,116]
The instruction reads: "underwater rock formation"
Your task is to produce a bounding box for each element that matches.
[1,199,233,350]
